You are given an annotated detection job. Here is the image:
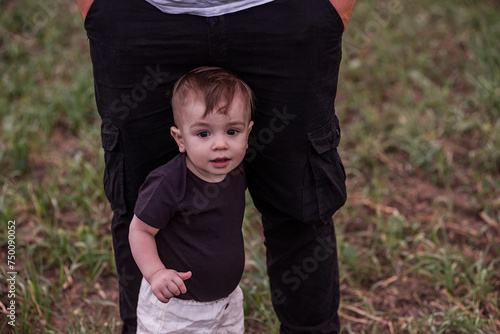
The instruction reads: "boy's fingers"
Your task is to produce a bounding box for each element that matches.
[152,270,191,302]
[159,295,171,304]
[168,271,191,294]
[179,271,192,280]
[153,290,170,303]
[170,277,188,294]
[164,282,179,296]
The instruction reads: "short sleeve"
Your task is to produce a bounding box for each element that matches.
[134,171,179,229]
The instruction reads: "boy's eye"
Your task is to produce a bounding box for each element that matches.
[227,129,239,135]
[198,131,209,138]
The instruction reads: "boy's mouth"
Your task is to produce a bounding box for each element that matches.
[210,157,230,168]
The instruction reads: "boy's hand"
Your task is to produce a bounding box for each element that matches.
[149,269,192,303]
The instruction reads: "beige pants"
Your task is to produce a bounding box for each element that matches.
[137,278,245,334]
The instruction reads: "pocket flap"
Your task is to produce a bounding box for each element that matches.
[101,122,119,151]
[307,121,340,154]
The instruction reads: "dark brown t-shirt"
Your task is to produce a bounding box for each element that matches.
[134,153,246,302]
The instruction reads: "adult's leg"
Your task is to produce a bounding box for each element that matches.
[223,0,347,332]
[84,0,208,331]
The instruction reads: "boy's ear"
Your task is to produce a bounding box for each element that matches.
[248,120,254,133]
[246,121,254,149]
[170,126,186,153]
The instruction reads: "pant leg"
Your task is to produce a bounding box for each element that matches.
[263,218,340,334]
[137,279,244,334]
[84,0,347,333]
[222,1,347,332]
[84,1,209,332]
[217,286,245,334]
[224,0,347,224]
[112,211,142,333]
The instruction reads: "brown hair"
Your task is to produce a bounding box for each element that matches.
[171,66,254,124]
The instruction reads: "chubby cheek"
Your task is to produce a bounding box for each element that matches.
[237,140,250,156]
[190,143,209,158]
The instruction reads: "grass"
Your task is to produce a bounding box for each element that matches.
[1,0,499,333]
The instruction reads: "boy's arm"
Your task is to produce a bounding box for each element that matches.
[129,214,192,303]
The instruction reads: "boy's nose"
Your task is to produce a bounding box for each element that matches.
[212,135,229,150]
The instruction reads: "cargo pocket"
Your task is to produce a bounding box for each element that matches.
[305,120,347,224]
[101,122,127,216]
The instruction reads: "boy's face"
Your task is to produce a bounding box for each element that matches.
[170,94,253,183]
